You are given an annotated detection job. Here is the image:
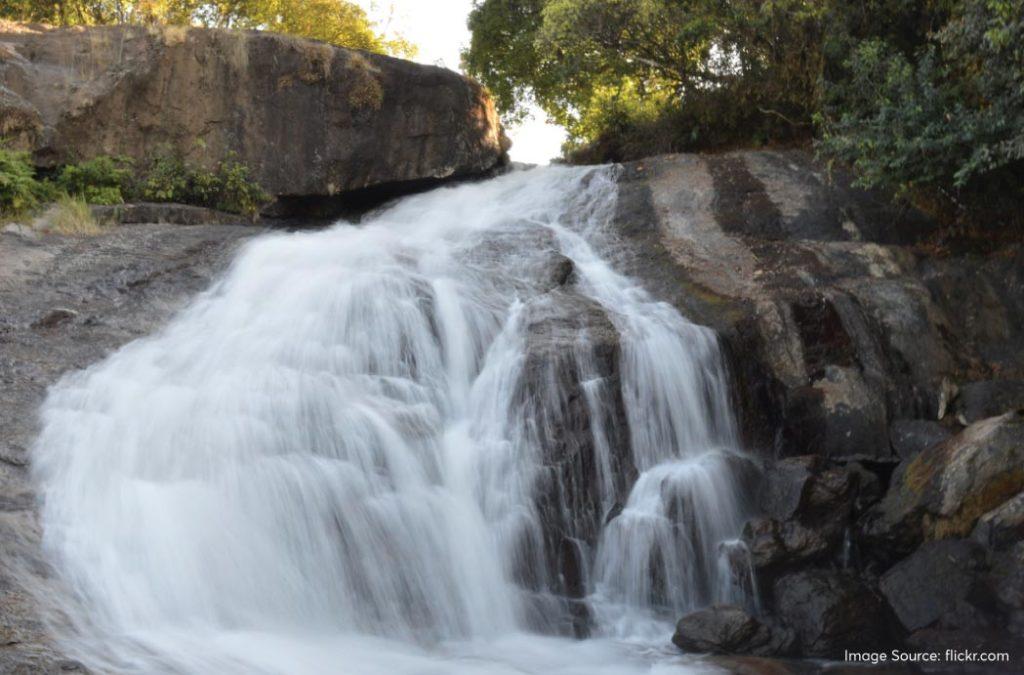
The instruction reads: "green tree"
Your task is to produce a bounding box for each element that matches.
[0,1,416,57]
[464,0,823,155]
[819,0,1024,200]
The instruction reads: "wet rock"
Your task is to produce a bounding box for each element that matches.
[758,456,816,521]
[782,366,890,460]
[972,492,1024,550]
[0,23,507,209]
[743,517,831,572]
[518,290,634,600]
[745,459,864,574]
[954,379,1024,425]
[772,570,895,658]
[863,411,1024,557]
[672,604,795,656]
[879,539,988,632]
[888,419,952,460]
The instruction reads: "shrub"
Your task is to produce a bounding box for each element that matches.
[0,146,51,215]
[139,150,269,218]
[56,155,134,205]
[213,158,269,218]
[140,153,191,203]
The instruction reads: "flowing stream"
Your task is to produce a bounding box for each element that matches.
[32,166,753,674]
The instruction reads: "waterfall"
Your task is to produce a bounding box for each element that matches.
[32,166,751,673]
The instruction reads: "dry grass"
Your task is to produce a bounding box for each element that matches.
[36,195,104,236]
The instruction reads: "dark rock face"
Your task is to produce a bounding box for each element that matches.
[972,492,1024,550]
[879,539,988,632]
[517,288,633,632]
[610,152,1024,663]
[0,23,507,208]
[954,380,1024,425]
[888,419,952,461]
[672,604,795,657]
[611,151,1024,459]
[772,570,896,658]
[0,223,259,671]
[743,458,865,575]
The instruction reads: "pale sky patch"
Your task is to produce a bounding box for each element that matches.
[361,0,567,164]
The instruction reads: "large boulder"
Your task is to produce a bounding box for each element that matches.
[878,539,989,632]
[672,604,795,657]
[888,418,953,461]
[771,570,897,658]
[743,457,868,574]
[863,411,1024,557]
[954,380,1024,425]
[0,22,507,208]
[972,492,1024,551]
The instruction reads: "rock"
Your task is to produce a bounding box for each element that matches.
[1,222,38,240]
[955,379,1024,425]
[772,570,895,658]
[864,411,1024,557]
[989,542,1024,623]
[783,366,890,460]
[517,289,634,600]
[745,459,865,574]
[758,456,816,521]
[879,539,988,632]
[742,517,831,572]
[30,308,78,330]
[608,151,1024,467]
[90,202,250,227]
[0,23,507,210]
[672,604,795,656]
[888,419,953,460]
[972,492,1024,550]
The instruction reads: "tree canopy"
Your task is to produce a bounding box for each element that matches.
[465,0,1024,224]
[0,1,415,56]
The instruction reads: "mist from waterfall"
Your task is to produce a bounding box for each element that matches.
[32,166,752,674]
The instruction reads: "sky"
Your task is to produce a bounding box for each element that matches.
[361,0,567,164]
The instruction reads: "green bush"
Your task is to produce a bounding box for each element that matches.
[213,159,269,218]
[140,153,191,203]
[0,146,52,216]
[140,151,269,218]
[56,155,134,205]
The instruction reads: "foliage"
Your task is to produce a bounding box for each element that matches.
[140,150,269,217]
[465,0,824,152]
[0,146,53,216]
[819,0,1024,200]
[0,1,416,57]
[467,0,1024,224]
[56,156,134,205]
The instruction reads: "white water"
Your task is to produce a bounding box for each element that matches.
[32,166,752,674]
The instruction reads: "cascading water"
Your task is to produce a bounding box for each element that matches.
[32,166,754,674]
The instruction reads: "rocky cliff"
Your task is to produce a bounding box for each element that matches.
[0,22,508,210]
[607,151,1024,667]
